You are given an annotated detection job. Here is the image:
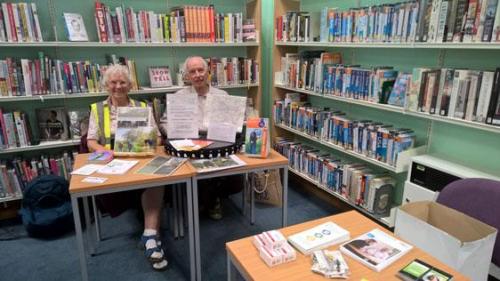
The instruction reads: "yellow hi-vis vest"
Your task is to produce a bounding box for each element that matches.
[90,99,146,149]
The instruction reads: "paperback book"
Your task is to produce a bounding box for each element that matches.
[397,259,453,281]
[340,228,413,272]
[63,13,89,41]
[287,221,350,255]
[114,107,157,156]
[244,117,269,158]
[136,156,186,176]
[190,155,246,173]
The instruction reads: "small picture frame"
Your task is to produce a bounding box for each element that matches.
[63,13,89,42]
[149,66,173,88]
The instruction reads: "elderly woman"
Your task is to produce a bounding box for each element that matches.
[87,64,167,271]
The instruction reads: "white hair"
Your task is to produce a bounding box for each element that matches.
[102,64,132,86]
[182,56,208,74]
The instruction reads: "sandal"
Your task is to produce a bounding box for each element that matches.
[140,235,165,262]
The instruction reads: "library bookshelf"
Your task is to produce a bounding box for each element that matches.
[0,0,262,203]
[271,0,500,226]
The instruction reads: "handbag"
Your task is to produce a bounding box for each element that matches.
[248,169,282,207]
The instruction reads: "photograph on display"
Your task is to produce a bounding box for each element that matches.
[36,107,69,141]
[190,154,246,173]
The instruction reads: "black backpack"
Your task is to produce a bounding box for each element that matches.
[19,175,74,238]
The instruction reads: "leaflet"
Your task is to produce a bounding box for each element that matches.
[97,159,139,175]
[71,164,105,176]
[166,93,199,139]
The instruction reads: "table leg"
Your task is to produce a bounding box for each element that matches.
[186,180,196,281]
[192,177,201,281]
[82,197,95,256]
[91,195,101,242]
[242,173,247,216]
[72,196,89,281]
[227,252,237,281]
[282,166,288,227]
[250,173,255,225]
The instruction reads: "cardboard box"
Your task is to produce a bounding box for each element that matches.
[395,201,497,281]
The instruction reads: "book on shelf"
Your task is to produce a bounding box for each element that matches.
[148,66,173,88]
[287,221,350,255]
[36,107,69,142]
[136,156,186,175]
[114,107,157,157]
[189,154,246,173]
[274,139,398,218]
[92,2,253,44]
[63,13,89,41]
[0,152,76,198]
[340,228,413,272]
[275,0,500,43]
[0,2,43,43]
[245,117,269,158]
[0,109,36,149]
[397,259,453,281]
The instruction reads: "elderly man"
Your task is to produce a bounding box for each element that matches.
[160,56,243,220]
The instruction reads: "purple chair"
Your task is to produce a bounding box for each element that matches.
[436,178,500,273]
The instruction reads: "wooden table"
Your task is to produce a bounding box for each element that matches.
[191,149,289,281]
[69,148,197,281]
[226,210,469,281]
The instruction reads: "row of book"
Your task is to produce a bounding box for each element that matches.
[274,139,395,216]
[206,57,259,86]
[273,94,417,167]
[95,1,256,44]
[278,51,410,106]
[0,53,140,97]
[276,0,500,43]
[0,152,75,199]
[409,68,500,125]
[0,107,89,150]
[278,51,500,126]
[0,2,43,43]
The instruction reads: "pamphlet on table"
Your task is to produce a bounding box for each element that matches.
[136,156,186,175]
[97,159,139,175]
[340,228,413,272]
[71,164,105,176]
